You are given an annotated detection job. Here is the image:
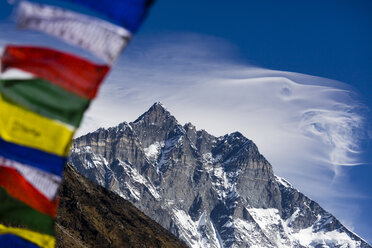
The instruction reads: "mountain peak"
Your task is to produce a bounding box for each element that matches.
[153,101,165,107]
[229,131,244,139]
[133,102,173,125]
[130,103,180,147]
[150,101,167,111]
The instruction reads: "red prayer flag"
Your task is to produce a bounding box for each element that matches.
[0,166,58,217]
[1,45,110,99]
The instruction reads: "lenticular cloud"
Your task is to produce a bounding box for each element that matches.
[201,69,368,171]
[241,71,367,168]
[300,105,364,167]
[280,76,366,168]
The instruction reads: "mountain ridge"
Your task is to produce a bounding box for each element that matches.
[70,102,371,248]
[56,163,188,248]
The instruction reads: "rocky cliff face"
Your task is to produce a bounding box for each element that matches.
[55,163,188,248]
[69,103,371,248]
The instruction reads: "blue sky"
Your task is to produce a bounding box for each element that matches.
[1,0,371,243]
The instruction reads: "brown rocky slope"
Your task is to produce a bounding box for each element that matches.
[55,163,188,248]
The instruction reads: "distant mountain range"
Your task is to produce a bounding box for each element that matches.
[69,102,371,248]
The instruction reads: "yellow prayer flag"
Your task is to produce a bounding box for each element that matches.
[0,94,74,156]
[0,224,55,248]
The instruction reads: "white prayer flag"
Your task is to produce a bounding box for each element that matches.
[0,156,61,200]
[17,1,132,64]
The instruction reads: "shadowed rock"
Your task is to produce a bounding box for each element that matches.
[56,163,188,248]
